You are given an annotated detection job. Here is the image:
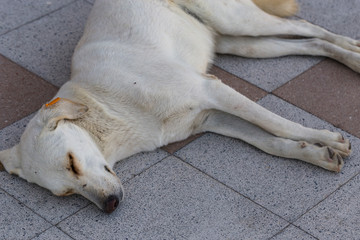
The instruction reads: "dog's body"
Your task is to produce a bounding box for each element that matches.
[0,0,358,213]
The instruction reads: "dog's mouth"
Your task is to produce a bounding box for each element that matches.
[78,183,124,213]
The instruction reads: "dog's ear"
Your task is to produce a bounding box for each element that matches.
[41,98,88,130]
[0,145,22,175]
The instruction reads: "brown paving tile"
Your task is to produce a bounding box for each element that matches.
[162,66,268,154]
[274,59,360,138]
[0,55,58,129]
[162,133,203,154]
[209,65,268,101]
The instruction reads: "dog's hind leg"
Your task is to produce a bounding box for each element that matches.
[175,0,360,53]
[198,110,345,172]
[199,76,351,159]
[215,36,360,73]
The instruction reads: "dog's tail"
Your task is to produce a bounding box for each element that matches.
[252,0,298,18]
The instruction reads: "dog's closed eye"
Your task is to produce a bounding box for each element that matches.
[104,165,111,173]
[67,153,81,176]
[104,165,116,176]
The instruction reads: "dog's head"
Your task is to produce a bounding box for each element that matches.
[0,98,123,213]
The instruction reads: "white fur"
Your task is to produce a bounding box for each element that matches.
[0,0,357,212]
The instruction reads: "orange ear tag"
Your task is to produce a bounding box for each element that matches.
[45,97,61,108]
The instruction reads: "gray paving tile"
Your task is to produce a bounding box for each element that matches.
[297,0,360,39]
[0,172,90,225]
[33,227,72,240]
[0,0,75,35]
[0,0,92,87]
[295,173,360,240]
[0,113,35,151]
[58,156,288,240]
[0,189,51,240]
[214,55,321,92]
[271,225,317,240]
[114,149,169,183]
[175,95,360,222]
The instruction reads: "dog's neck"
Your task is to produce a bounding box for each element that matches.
[57,82,161,164]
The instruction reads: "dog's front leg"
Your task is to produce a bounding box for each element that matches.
[201,76,351,157]
[198,110,345,172]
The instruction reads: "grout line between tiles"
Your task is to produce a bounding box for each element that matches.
[266,223,290,240]
[0,111,37,133]
[267,223,320,240]
[0,53,60,89]
[291,171,360,226]
[0,188,54,228]
[167,134,206,155]
[270,58,325,94]
[269,89,360,139]
[84,0,94,5]
[212,63,270,93]
[29,226,53,240]
[55,202,91,228]
[122,154,171,184]
[29,226,76,240]
[172,155,291,225]
[0,0,81,38]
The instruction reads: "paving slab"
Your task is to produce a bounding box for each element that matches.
[214,55,321,92]
[271,225,317,240]
[0,54,58,129]
[297,0,360,39]
[295,173,360,240]
[58,156,288,240]
[175,95,360,222]
[209,65,267,101]
[274,59,360,138]
[113,149,169,184]
[0,189,51,240]
[0,0,92,87]
[0,0,75,35]
[0,113,35,150]
[32,227,72,240]
[0,172,90,225]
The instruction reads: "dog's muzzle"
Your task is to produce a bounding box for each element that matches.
[104,192,123,213]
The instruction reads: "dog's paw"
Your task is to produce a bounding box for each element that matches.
[315,130,351,157]
[308,132,351,172]
[322,146,344,172]
[334,36,360,54]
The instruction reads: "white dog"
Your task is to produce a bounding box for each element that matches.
[0,0,357,213]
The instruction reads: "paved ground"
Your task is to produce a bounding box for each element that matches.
[1,0,360,239]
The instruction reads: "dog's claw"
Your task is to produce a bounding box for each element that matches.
[337,155,342,165]
[327,147,335,158]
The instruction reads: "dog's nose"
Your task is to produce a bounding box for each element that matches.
[104,195,120,213]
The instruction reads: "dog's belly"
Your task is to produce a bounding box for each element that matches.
[74,0,214,74]
[168,3,215,72]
